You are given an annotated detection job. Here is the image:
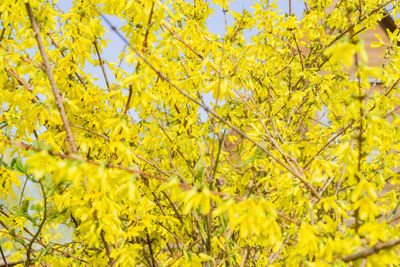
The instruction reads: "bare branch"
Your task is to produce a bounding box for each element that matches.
[25,180,47,266]
[123,84,133,116]
[0,245,8,267]
[25,3,78,154]
[100,230,113,265]
[94,39,110,90]
[70,123,109,141]
[239,246,249,267]
[0,28,5,43]
[384,77,400,97]
[343,239,400,262]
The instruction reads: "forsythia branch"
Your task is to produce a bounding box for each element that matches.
[0,138,300,226]
[25,2,78,154]
[343,239,400,262]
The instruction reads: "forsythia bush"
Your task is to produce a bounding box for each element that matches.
[1,0,400,266]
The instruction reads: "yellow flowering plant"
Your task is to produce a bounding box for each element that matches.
[1,0,400,266]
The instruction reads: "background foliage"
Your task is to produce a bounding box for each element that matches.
[1,0,400,266]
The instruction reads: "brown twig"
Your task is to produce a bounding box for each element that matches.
[143,2,155,50]
[146,232,156,267]
[383,105,400,119]
[124,84,133,116]
[354,43,363,233]
[0,245,7,267]
[343,239,400,262]
[94,39,110,90]
[210,9,227,187]
[70,123,109,141]
[239,246,249,267]
[0,260,20,267]
[25,180,47,266]
[100,230,113,265]
[268,234,292,264]
[122,3,155,117]
[25,3,78,154]
[0,28,5,43]
[277,212,300,225]
[4,67,32,92]
[384,77,400,97]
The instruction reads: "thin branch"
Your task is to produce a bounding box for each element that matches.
[18,175,29,206]
[0,28,5,43]
[383,105,400,119]
[26,180,47,266]
[146,232,156,267]
[122,2,155,116]
[143,2,155,50]
[0,260,21,267]
[161,23,204,60]
[4,65,47,106]
[4,67,32,92]
[268,235,292,264]
[343,239,400,262]
[133,152,169,177]
[100,230,113,265]
[384,77,400,97]
[70,123,109,141]
[239,246,249,267]
[124,84,133,116]
[93,39,110,90]
[303,124,353,170]
[167,149,186,184]
[25,3,78,154]
[354,43,363,233]
[277,212,300,225]
[0,245,8,267]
